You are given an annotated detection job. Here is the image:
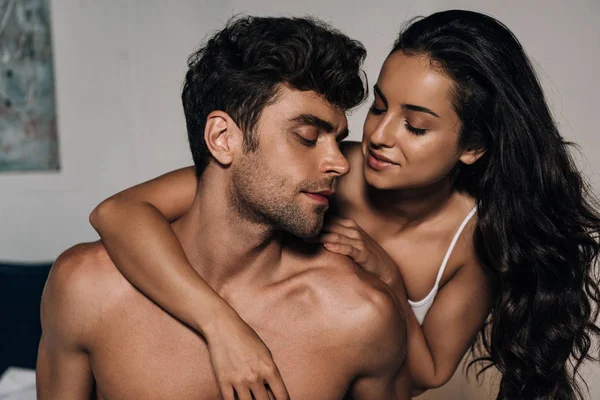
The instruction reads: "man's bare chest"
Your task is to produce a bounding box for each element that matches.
[89,284,352,400]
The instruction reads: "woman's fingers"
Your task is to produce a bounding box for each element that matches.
[229,364,289,400]
[323,242,359,259]
[325,216,361,230]
[249,382,271,400]
[321,231,365,255]
[234,387,253,400]
[322,221,362,240]
[318,232,361,248]
[220,384,236,400]
[265,367,290,400]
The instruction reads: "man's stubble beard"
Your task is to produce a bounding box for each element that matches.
[229,151,328,239]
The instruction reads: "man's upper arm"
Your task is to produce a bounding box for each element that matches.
[36,245,100,400]
[347,284,407,400]
[37,336,94,400]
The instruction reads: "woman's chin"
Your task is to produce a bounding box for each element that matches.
[363,168,398,191]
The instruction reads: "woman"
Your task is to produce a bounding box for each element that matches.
[90,10,600,399]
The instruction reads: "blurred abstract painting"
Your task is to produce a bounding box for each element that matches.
[0,0,58,172]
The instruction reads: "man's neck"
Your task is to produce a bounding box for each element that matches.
[171,169,285,293]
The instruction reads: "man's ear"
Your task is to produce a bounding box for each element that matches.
[459,147,486,165]
[204,111,243,166]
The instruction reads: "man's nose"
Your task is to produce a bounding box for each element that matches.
[322,145,350,176]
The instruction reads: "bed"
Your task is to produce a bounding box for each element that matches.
[0,262,52,376]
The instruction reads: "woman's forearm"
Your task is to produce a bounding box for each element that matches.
[89,198,237,337]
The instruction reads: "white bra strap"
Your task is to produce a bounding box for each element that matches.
[433,206,478,289]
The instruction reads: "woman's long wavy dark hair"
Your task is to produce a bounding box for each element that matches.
[393,10,600,400]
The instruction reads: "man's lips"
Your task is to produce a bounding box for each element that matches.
[303,189,334,204]
[367,149,400,170]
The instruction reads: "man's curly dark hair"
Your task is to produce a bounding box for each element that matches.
[181,16,367,176]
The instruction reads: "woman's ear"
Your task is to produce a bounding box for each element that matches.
[459,147,486,165]
[204,111,243,166]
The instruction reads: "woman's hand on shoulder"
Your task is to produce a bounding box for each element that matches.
[314,216,401,286]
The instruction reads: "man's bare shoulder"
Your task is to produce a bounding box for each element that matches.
[305,250,391,306]
[48,241,128,295]
[41,242,129,347]
[290,247,406,372]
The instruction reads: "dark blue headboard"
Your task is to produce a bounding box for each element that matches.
[0,262,53,375]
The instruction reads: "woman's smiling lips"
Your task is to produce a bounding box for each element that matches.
[367,149,400,171]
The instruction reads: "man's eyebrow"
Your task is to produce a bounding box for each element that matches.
[290,114,335,132]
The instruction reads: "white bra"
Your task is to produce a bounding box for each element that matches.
[407,207,478,325]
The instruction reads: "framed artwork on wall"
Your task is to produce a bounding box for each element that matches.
[0,0,59,172]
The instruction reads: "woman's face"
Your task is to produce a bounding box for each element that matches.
[362,51,469,191]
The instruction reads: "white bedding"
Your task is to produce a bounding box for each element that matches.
[0,367,36,400]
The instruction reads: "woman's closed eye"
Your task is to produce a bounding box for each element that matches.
[405,121,428,135]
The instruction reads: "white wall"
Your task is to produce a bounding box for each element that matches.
[1,0,599,398]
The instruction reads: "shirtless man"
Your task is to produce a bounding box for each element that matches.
[36,16,407,400]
